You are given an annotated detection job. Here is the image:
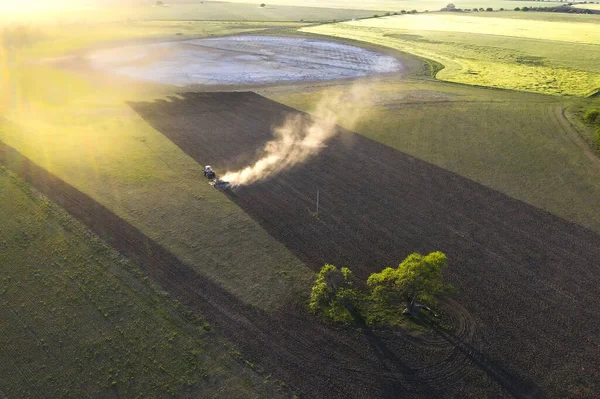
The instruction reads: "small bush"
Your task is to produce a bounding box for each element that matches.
[514,7,521,10]
[595,128,600,152]
[385,12,391,16]
[401,10,407,13]
[410,9,418,13]
[584,109,600,124]
[522,6,530,11]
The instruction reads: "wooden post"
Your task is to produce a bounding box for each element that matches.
[316,189,320,216]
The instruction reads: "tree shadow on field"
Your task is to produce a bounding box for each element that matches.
[416,314,546,399]
[350,310,445,398]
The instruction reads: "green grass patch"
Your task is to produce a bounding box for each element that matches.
[0,166,286,398]
[301,12,600,95]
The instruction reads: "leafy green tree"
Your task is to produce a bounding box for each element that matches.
[309,265,358,321]
[367,252,452,315]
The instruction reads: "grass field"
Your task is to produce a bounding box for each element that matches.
[1,2,382,24]
[574,3,600,10]
[0,165,287,398]
[224,0,565,12]
[302,12,600,95]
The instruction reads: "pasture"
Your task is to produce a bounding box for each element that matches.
[0,161,287,398]
[302,12,600,95]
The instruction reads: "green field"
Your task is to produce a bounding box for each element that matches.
[0,165,287,398]
[302,12,600,95]
[224,0,566,12]
[0,2,381,24]
[574,3,600,10]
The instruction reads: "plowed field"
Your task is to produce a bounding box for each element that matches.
[3,92,599,398]
[130,92,600,398]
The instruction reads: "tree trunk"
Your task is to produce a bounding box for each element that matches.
[405,294,419,315]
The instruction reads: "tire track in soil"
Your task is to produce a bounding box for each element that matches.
[129,92,600,398]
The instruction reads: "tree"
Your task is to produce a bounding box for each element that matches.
[522,6,530,10]
[514,6,521,10]
[445,3,456,10]
[309,264,358,321]
[260,3,266,7]
[156,0,164,5]
[486,7,493,11]
[367,252,452,315]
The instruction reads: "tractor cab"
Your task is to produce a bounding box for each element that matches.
[203,165,216,179]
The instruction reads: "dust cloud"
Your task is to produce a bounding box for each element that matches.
[221,84,371,186]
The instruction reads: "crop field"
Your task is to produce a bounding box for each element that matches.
[302,12,600,95]
[125,91,599,398]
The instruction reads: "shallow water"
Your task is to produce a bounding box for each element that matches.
[88,36,402,86]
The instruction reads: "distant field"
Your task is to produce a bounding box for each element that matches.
[0,2,380,24]
[574,3,600,10]
[302,12,600,95]
[224,0,565,12]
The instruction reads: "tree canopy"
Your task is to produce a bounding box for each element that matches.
[309,264,358,322]
[367,251,452,314]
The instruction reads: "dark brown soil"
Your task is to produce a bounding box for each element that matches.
[2,91,599,398]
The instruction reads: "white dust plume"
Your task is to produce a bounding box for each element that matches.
[221,85,371,186]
